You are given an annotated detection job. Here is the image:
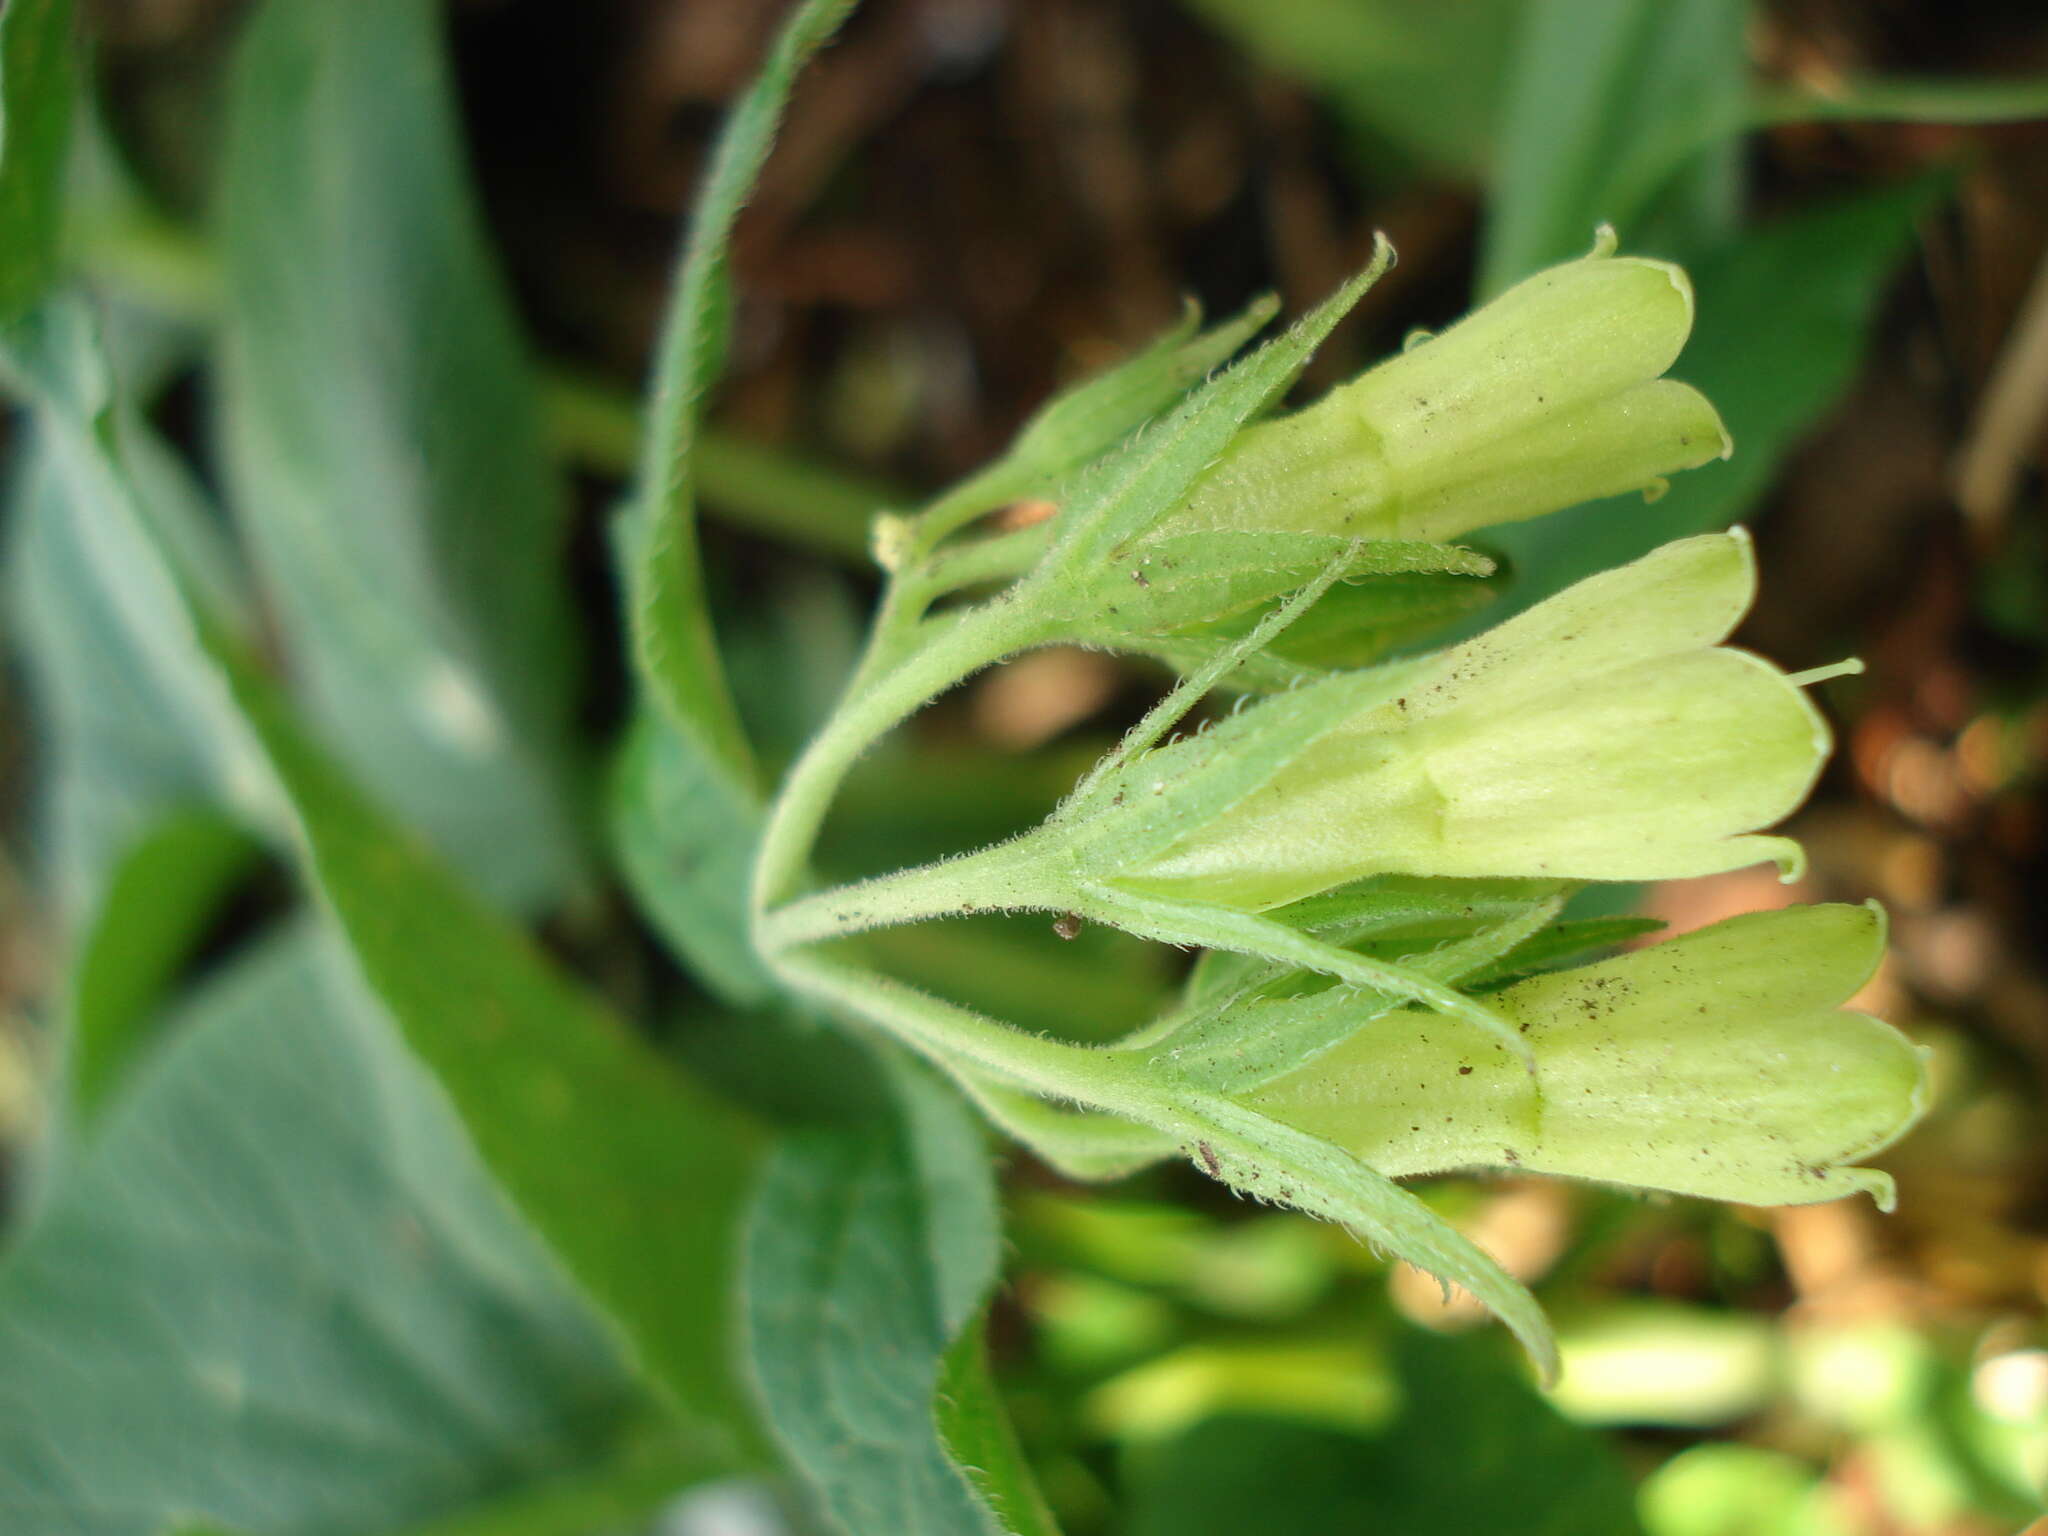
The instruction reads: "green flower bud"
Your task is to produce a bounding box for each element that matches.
[1248,904,1929,1208]
[1168,233,1730,545]
[1106,532,1830,909]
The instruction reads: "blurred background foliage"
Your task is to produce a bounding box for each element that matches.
[6,0,2048,1532]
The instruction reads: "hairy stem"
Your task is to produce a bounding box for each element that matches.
[750,598,1041,915]
[756,834,1060,953]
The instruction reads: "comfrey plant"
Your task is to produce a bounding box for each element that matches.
[752,230,1929,1375]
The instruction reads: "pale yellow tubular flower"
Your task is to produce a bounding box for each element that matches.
[1117,532,1829,909]
[1168,237,1730,545]
[1250,904,1929,1208]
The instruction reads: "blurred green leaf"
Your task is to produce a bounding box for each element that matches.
[0,924,659,1536]
[7,434,220,918]
[218,0,582,910]
[1187,0,2048,214]
[377,1431,714,1536]
[1602,73,2048,217]
[694,428,894,562]
[1089,1336,1395,1442]
[2,308,275,926]
[614,0,853,1001]
[1553,1303,1778,1425]
[1755,71,2048,128]
[0,0,73,322]
[215,630,764,1442]
[1470,179,1939,624]
[65,808,258,1122]
[1127,1329,1642,1535]
[626,0,854,781]
[1639,1445,1848,1536]
[612,564,864,1010]
[742,1057,1024,1535]
[938,1318,1067,1536]
[10,296,766,1447]
[1184,0,1521,177]
[541,368,898,565]
[723,564,869,765]
[1481,0,1746,294]
[610,714,778,1006]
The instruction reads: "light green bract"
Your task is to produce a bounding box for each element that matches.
[1251,904,1928,1208]
[1105,531,1828,909]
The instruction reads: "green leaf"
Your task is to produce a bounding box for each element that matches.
[1626,74,2048,213]
[1753,72,2048,129]
[618,560,860,1010]
[6,432,217,921]
[951,1078,1174,1183]
[609,713,776,1008]
[215,632,764,1438]
[936,1318,1065,1536]
[626,0,855,783]
[1480,3,2046,297]
[2,309,276,926]
[1467,179,1938,624]
[217,0,582,910]
[376,1429,713,1536]
[742,1056,1015,1536]
[65,808,259,1123]
[0,0,74,322]
[10,297,766,1443]
[1126,1328,1642,1535]
[613,0,854,999]
[1480,0,1746,294]
[0,923,663,1536]
[1183,0,1521,178]
[862,913,1173,1046]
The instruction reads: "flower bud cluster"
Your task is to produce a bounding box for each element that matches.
[1019,237,1927,1215]
[810,232,1927,1240]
